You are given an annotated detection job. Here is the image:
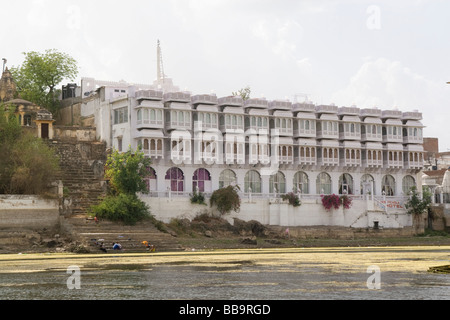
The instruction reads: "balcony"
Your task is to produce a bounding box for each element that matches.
[381,109,402,119]
[163,91,191,103]
[143,149,164,159]
[365,158,383,168]
[136,89,163,101]
[268,100,292,111]
[360,108,382,118]
[297,156,316,165]
[225,152,245,164]
[339,129,361,141]
[316,104,338,114]
[137,119,164,130]
[166,120,191,131]
[218,96,244,107]
[386,160,403,169]
[342,157,361,167]
[338,106,360,116]
[317,129,339,140]
[320,157,339,166]
[292,102,315,113]
[191,94,218,106]
[243,98,268,109]
[403,135,423,144]
[401,111,422,121]
[405,160,423,170]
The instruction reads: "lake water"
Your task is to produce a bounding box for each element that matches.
[0,246,449,301]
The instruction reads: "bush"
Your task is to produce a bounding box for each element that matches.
[89,193,151,225]
[210,185,241,215]
[0,109,60,195]
[190,190,206,205]
[281,192,301,207]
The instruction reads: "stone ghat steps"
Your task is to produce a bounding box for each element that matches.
[65,216,184,253]
[48,140,107,215]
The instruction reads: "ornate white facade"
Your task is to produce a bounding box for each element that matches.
[81,86,425,203]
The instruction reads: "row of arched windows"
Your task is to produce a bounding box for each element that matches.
[144,167,417,196]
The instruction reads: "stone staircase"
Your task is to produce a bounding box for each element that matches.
[48,139,107,216]
[64,215,184,253]
[48,138,184,253]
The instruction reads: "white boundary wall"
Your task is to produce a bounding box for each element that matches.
[0,195,60,230]
[140,196,412,229]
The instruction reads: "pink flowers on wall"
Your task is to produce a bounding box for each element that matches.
[321,194,352,211]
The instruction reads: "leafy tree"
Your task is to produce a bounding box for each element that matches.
[10,49,78,113]
[405,186,433,232]
[210,185,241,215]
[405,186,432,216]
[232,86,251,101]
[105,147,152,195]
[90,146,152,225]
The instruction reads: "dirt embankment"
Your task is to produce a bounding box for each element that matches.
[3,214,450,254]
[163,215,450,250]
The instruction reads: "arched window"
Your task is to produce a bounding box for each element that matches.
[360,174,375,195]
[245,170,261,193]
[192,168,211,193]
[219,169,236,189]
[165,167,184,192]
[382,175,395,196]
[402,175,416,195]
[144,167,157,193]
[293,171,309,194]
[316,172,332,195]
[339,173,354,194]
[137,109,142,122]
[269,171,286,194]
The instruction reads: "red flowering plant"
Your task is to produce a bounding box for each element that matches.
[340,195,352,209]
[321,194,341,211]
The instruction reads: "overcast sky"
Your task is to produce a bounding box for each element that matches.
[2,0,450,151]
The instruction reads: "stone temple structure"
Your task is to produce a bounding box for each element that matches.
[0,67,54,138]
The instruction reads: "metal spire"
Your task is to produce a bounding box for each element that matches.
[157,40,165,84]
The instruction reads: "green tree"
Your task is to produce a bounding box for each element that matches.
[232,86,251,101]
[0,106,60,194]
[90,146,152,225]
[105,147,152,195]
[405,186,432,232]
[10,49,78,114]
[210,185,241,215]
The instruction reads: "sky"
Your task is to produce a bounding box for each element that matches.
[2,0,450,151]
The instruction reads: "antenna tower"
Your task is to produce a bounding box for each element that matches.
[157,40,165,83]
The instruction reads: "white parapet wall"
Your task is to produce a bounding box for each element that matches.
[0,195,60,230]
[140,195,412,229]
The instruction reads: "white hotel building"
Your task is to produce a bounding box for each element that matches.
[81,84,425,203]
